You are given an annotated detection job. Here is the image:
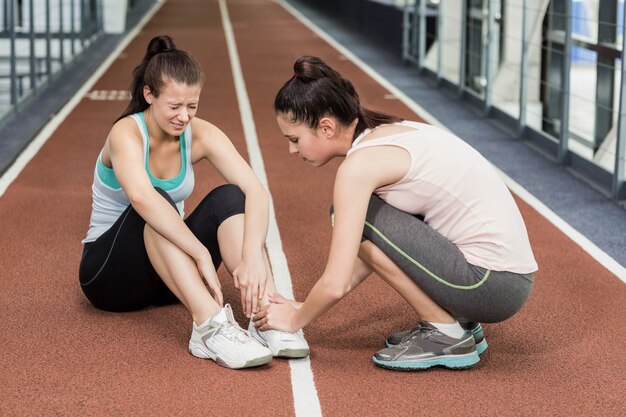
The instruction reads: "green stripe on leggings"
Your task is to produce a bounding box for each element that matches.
[364,221,490,290]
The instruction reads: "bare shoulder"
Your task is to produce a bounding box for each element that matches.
[190,118,234,162]
[105,116,142,157]
[191,118,228,140]
[339,145,410,189]
[190,118,232,147]
[110,115,140,137]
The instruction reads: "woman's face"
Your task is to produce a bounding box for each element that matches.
[144,80,201,137]
[276,113,335,167]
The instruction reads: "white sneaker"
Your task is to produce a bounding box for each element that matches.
[248,320,310,358]
[189,304,273,369]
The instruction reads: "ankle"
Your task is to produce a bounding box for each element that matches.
[428,321,465,339]
[193,306,221,326]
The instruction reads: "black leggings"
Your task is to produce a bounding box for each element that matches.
[78,184,245,312]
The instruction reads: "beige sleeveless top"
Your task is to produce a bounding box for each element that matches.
[348,121,537,273]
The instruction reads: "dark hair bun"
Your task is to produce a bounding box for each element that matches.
[146,35,177,58]
[293,56,341,82]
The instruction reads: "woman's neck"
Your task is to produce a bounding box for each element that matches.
[144,108,176,143]
[338,118,359,156]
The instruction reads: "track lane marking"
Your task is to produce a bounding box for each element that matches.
[218,1,323,416]
[277,0,626,284]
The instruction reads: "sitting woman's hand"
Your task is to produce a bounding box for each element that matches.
[195,253,223,307]
[233,254,267,318]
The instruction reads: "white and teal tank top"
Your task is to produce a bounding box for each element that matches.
[83,112,195,243]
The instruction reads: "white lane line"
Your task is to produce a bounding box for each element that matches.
[218,2,323,416]
[277,0,626,285]
[0,1,165,198]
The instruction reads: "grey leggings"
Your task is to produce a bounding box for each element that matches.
[353,195,534,323]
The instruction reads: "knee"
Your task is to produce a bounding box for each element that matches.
[209,184,245,208]
[358,240,388,269]
[205,184,245,225]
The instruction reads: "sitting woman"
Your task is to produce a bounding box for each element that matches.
[78,35,308,370]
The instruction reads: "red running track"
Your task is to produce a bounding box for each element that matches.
[0,1,624,416]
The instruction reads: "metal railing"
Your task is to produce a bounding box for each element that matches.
[403,0,626,201]
[0,0,103,123]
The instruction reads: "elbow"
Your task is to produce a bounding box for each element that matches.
[240,185,268,208]
[327,290,345,302]
[319,268,354,301]
[127,189,150,210]
[250,182,269,201]
[324,283,350,302]
[255,187,270,205]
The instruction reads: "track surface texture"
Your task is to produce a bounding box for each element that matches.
[0,1,624,416]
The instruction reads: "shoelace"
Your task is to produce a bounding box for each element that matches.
[398,324,426,344]
[400,325,439,345]
[219,320,252,344]
[416,327,438,338]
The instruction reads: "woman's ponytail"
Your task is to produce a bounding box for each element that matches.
[354,106,403,139]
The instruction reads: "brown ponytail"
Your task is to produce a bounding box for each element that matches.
[274,56,401,140]
[116,35,205,122]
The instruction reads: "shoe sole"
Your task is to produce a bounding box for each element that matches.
[274,348,310,359]
[372,351,480,371]
[189,343,273,369]
[475,339,488,355]
[249,331,310,359]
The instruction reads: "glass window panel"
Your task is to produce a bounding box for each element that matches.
[438,1,463,85]
[572,0,599,43]
[568,49,597,157]
[492,0,524,120]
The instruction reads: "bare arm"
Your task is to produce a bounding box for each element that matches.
[288,160,376,329]
[192,119,270,316]
[266,257,372,309]
[257,145,409,332]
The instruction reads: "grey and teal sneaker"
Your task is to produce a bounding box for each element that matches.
[386,321,488,355]
[373,321,480,370]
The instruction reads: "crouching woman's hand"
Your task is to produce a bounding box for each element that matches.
[253,293,299,332]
